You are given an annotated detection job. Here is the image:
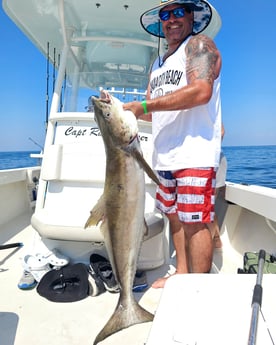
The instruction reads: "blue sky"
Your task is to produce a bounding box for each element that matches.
[0,1,276,151]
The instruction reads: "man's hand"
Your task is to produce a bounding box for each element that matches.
[123,101,144,119]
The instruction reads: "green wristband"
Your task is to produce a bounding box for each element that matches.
[141,100,148,114]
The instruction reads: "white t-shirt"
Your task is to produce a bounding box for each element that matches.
[150,37,221,171]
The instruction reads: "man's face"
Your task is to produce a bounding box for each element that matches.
[160,4,194,46]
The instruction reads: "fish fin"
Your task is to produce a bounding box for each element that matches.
[93,296,153,345]
[84,194,105,228]
[126,143,160,185]
[144,218,149,237]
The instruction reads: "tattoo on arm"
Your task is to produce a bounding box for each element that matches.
[186,35,219,85]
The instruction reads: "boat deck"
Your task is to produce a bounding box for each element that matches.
[0,212,165,345]
[2,203,276,344]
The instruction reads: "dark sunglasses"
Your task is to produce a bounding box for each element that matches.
[159,7,186,21]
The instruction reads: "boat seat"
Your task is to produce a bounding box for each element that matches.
[31,114,166,268]
[32,209,164,243]
[40,142,106,182]
[32,134,160,240]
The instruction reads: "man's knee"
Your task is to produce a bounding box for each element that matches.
[184,222,208,237]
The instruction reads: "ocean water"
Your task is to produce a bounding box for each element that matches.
[0,146,276,189]
[0,151,41,170]
[223,145,276,189]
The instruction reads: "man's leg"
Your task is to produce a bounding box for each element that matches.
[175,167,216,272]
[151,213,188,288]
[169,214,189,274]
[207,215,223,249]
[185,222,213,273]
[151,167,215,287]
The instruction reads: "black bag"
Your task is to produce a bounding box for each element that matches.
[238,251,276,274]
[37,263,89,302]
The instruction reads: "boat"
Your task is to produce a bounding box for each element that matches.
[1,1,276,344]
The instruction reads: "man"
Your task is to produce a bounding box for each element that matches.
[123,0,222,288]
[208,123,227,249]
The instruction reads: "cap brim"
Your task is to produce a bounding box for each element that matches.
[200,3,221,38]
[140,0,221,39]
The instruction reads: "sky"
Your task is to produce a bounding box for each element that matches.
[0,1,276,151]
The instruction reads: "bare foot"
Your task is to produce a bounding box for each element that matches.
[151,277,169,289]
[151,273,178,289]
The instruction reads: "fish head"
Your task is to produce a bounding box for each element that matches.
[92,90,138,148]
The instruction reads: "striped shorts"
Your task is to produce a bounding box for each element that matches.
[156,168,216,224]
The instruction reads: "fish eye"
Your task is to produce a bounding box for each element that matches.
[104,112,111,118]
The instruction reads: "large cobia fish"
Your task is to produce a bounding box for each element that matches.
[85,90,159,344]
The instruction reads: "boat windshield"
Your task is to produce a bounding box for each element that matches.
[62,70,146,113]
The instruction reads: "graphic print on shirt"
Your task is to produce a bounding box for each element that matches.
[150,69,184,98]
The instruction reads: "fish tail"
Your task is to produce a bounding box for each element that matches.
[93,297,154,344]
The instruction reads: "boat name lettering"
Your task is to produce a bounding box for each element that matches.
[139,135,148,142]
[89,127,101,136]
[64,127,148,141]
[64,126,101,137]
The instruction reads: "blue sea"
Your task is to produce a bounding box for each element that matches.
[223,145,276,189]
[0,151,42,170]
[0,146,276,189]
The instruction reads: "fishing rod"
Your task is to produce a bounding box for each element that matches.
[58,53,66,112]
[58,53,62,111]
[247,249,273,345]
[45,42,49,130]
[53,47,56,95]
[0,242,23,250]
[28,137,44,151]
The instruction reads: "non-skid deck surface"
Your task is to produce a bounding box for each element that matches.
[0,214,164,345]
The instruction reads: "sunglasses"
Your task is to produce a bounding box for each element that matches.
[159,7,186,21]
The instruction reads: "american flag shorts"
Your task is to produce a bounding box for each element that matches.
[156,168,216,224]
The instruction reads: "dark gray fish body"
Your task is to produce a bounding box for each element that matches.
[85,91,157,344]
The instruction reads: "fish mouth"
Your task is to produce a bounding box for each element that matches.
[99,89,112,103]
[92,90,112,110]
[91,91,112,121]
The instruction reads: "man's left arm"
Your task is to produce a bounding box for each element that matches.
[186,34,221,87]
[123,35,221,117]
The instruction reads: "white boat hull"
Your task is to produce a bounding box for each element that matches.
[1,170,276,344]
